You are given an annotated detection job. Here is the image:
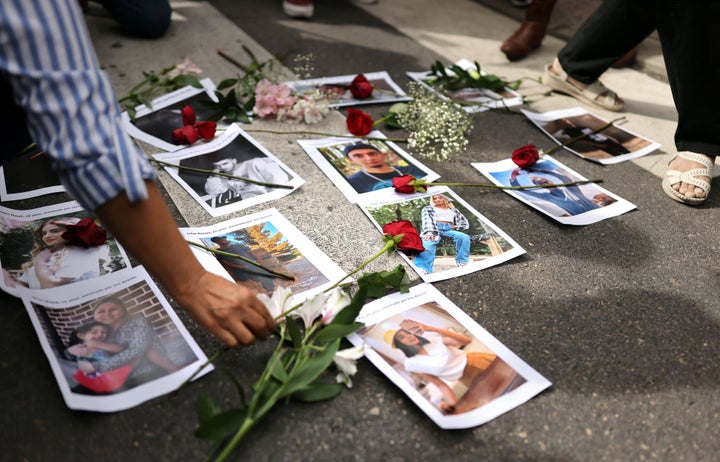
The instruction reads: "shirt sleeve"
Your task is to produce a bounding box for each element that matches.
[0,0,156,211]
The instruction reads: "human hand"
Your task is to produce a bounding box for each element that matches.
[175,271,275,348]
[399,319,425,334]
[423,234,437,241]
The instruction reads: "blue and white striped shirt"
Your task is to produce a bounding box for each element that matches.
[0,0,156,210]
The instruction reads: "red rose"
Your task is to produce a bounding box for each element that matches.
[350,74,373,99]
[392,175,427,194]
[61,218,107,248]
[346,108,374,136]
[172,124,199,145]
[181,105,196,126]
[511,144,540,169]
[171,105,216,144]
[382,220,424,254]
[195,120,217,140]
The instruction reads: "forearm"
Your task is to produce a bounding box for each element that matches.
[95,181,203,303]
[95,181,275,347]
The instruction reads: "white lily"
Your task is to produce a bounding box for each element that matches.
[257,285,295,320]
[291,292,325,328]
[333,344,366,388]
[321,287,352,325]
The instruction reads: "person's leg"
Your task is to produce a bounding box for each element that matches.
[97,0,172,39]
[500,0,557,61]
[439,226,471,266]
[658,0,720,203]
[413,238,438,274]
[557,0,655,83]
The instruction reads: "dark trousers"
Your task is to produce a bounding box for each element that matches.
[558,0,720,155]
[97,0,172,39]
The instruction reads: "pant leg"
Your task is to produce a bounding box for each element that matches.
[558,0,656,83]
[98,0,172,38]
[438,226,471,265]
[413,237,439,273]
[656,0,720,155]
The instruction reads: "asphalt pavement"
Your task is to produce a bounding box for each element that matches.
[2,1,719,461]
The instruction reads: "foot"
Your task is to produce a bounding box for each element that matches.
[667,154,714,200]
[549,58,625,108]
[500,21,547,61]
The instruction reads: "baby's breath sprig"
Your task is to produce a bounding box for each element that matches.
[393,83,473,162]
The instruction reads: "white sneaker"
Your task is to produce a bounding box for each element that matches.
[283,0,314,18]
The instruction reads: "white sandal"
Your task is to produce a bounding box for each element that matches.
[542,63,625,112]
[661,152,714,205]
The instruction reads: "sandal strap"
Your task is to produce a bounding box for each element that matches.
[676,151,715,170]
[678,168,711,191]
[584,81,618,106]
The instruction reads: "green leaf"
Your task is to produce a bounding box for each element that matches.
[197,393,221,423]
[292,382,345,402]
[279,339,340,398]
[217,78,239,90]
[194,409,248,440]
[286,317,302,348]
[269,352,290,383]
[313,322,364,344]
[171,74,202,88]
[358,265,409,298]
[137,94,153,109]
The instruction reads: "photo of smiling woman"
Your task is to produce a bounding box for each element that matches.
[2,216,128,290]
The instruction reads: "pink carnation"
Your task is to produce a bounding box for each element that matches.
[253,79,298,118]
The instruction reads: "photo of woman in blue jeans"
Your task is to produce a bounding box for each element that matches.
[414,194,471,274]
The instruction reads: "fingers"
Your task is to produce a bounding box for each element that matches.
[179,273,276,348]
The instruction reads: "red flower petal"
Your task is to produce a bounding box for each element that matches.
[195,120,217,140]
[351,74,369,84]
[350,80,373,99]
[511,144,540,169]
[172,125,199,145]
[181,105,196,126]
[346,108,374,136]
[61,218,107,248]
[392,175,427,193]
[382,220,425,254]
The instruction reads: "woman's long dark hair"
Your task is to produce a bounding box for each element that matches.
[393,329,430,357]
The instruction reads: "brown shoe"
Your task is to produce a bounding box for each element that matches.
[500,20,548,61]
[500,0,557,61]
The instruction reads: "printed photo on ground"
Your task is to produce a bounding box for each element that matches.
[522,107,660,164]
[284,71,410,108]
[406,58,523,113]
[358,186,525,282]
[0,203,131,294]
[298,131,439,203]
[153,124,304,217]
[349,284,551,429]
[472,156,636,226]
[0,145,65,201]
[21,268,211,412]
[122,78,219,152]
[181,208,345,301]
